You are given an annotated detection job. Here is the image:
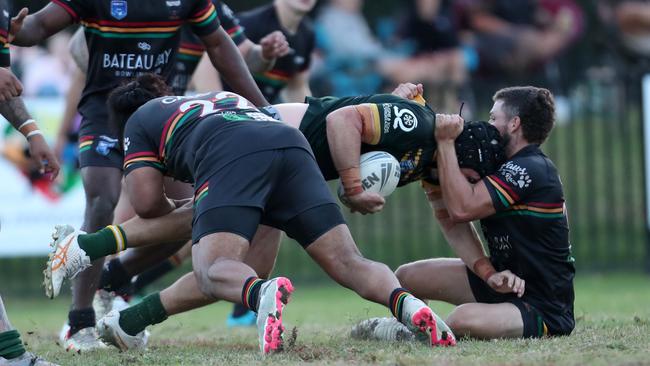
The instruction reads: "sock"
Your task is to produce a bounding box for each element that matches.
[389,288,411,323]
[78,225,128,261]
[68,308,96,336]
[231,303,250,318]
[131,259,176,295]
[0,330,25,360]
[98,258,132,292]
[241,277,265,313]
[118,292,168,336]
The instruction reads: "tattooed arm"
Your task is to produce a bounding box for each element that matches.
[0,97,60,177]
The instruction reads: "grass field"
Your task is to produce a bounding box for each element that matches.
[3,273,649,366]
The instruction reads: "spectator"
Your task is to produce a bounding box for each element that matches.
[459,0,580,75]
[600,0,650,57]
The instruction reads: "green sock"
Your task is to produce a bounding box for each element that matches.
[78,225,128,261]
[0,330,26,360]
[118,292,168,336]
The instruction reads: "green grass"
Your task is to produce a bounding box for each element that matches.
[3,273,650,365]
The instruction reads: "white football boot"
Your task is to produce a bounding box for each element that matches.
[399,296,457,346]
[97,309,149,351]
[44,225,91,299]
[256,277,294,354]
[0,352,59,366]
[60,327,108,353]
[351,317,416,342]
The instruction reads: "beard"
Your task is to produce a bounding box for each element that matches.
[501,131,512,150]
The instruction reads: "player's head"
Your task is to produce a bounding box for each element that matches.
[277,0,317,14]
[454,121,506,179]
[108,73,171,138]
[491,86,555,149]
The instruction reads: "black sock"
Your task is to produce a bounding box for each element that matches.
[241,277,265,313]
[98,258,132,292]
[389,288,410,323]
[68,308,95,336]
[131,260,175,295]
[231,303,250,318]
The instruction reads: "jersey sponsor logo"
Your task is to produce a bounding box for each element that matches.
[110,0,128,20]
[123,137,131,152]
[138,42,152,51]
[166,0,181,6]
[246,112,278,122]
[102,49,172,71]
[294,55,305,65]
[96,135,119,156]
[393,107,417,132]
[500,161,532,189]
[382,104,392,133]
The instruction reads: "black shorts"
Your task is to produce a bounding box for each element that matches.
[466,268,549,338]
[78,118,122,169]
[192,148,345,247]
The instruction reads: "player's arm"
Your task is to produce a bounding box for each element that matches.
[125,167,175,219]
[281,70,311,103]
[238,32,289,73]
[423,182,524,296]
[11,4,73,46]
[0,94,60,177]
[435,114,496,222]
[326,105,385,214]
[200,27,269,106]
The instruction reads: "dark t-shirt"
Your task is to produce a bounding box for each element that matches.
[171,0,247,95]
[123,91,310,184]
[223,4,315,103]
[300,94,436,186]
[481,144,575,335]
[0,0,9,67]
[398,0,459,54]
[51,0,221,124]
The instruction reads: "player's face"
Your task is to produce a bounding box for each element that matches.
[489,100,513,146]
[281,0,317,14]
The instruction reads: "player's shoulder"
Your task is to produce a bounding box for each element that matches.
[497,145,557,184]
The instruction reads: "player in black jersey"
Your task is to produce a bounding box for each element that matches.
[222,0,316,103]
[0,4,60,365]
[46,74,458,353]
[11,0,269,352]
[390,86,575,340]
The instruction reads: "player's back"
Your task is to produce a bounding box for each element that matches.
[124,92,309,183]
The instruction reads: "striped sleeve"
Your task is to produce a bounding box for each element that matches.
[188,0,220,36]
[216,1,246,45]
[123,116,166,175]
[51,0,82,22]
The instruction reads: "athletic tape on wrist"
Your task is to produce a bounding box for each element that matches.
[26,130,43,140]
[473,257,496,282]
[338,166,363,196]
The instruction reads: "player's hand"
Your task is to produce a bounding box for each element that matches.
[392,83,424,100]
[0,68,22,101]
[260,31,290,60]
[435,114,464,142]
[28,134,60,179]
[486,270,525,297]
[345,191,385,214]
[9,8,28,42]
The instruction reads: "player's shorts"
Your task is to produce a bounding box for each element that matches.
[192,147,345,248]
[78,118,122,169]
[466,268,551,338]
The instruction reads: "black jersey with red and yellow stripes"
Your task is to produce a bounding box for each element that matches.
[481,144,575,335]
[223,4,314,102]
[123,91,309,183]
[171,0,246,95]
[0,0,10,67]
[300,94,436,186]
[51,0,220,122]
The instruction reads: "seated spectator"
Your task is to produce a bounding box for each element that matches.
[600,0,650,57]
[393,0,467,112]
[459,0,581,75]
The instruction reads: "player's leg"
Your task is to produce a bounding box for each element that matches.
[66,166,121,350]
[395,258,476,305]
[269,148,455,346]
[445,303,523,339]
[0,296,59,365]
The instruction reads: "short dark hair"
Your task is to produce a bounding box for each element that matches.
[492,86,555,145]
[107,73,171,139]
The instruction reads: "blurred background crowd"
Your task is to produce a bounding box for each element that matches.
[1,0,649,294]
